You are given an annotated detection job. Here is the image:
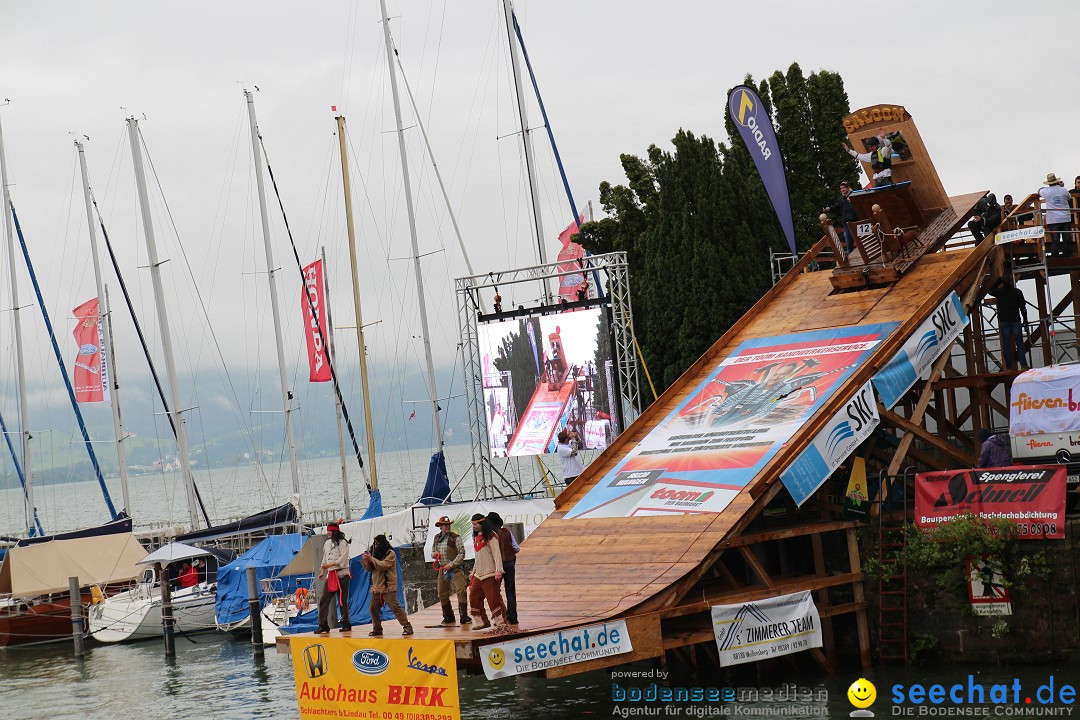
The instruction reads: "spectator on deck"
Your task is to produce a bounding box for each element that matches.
[978,429,1011,468]
[487,512,519,625]
[843,131,893,187]
[178,561,198,589]
[987,278,1029,371]
[1039,173,1073,256]
[967,193,1003,242]
[1071,176,1080,227]
[824,181,858,252]
[468,514,507,630]
[556,429,584,485]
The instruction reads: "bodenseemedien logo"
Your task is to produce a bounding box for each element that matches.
[848,678,876,717]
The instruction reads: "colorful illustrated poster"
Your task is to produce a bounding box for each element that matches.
[565,323,899,519]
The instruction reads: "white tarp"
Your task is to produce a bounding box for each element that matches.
[317,508,417,559]
[712,590,823,667]
[423,498,555,562]
[1009,364,1080,437]
[138,541,213,565]
[0,533,147,597]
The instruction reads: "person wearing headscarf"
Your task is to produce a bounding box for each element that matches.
[468,513,507,629]
[317,521,352,633]
[361,534,413,636]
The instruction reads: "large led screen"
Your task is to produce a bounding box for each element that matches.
[480,305,618,458]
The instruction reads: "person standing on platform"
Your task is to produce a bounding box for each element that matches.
[361,534,413,636]
[967,193,1002,242]
[487,511,519,625]
[978,429,1012,468]
[987,278,1029,371]
[468,514,507,630]
[432,516,470,627]
[824,181,858,252]
[317,521,352,634]
[843,131,893,187]
[557,429,584,485]
[1039,173,1073,256]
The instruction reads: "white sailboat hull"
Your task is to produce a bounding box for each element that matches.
[89,582,217,643]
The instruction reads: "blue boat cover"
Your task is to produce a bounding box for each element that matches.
[360,488,383,520]
[280,550,408,634]
[417,452,450,505]
[215,533,307,626]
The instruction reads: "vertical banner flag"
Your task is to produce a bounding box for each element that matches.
[290,637,461,720]
[301,259,332,383]
[72,297,107,403]
[726,85,797,256]
[556,215,587,302]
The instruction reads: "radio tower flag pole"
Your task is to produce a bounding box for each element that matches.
[726,85,798,256]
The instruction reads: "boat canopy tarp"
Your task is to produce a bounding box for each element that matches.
[280,551,407,635]
[417,452,450,505]
[138,541,214,566]
[215,533,306,626]
[16,514,132,547]
[0,533,146,597]
[174,500,299,545]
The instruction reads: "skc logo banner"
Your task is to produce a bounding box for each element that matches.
[289,637,460,720]
[726,85,797,256]
[780,381,879,507]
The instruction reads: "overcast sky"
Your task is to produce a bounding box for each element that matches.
[2,0,1078,438]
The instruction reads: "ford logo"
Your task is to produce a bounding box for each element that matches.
[351,649,390,675]
[78,343,99,356]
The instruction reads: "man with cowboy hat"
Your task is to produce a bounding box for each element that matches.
[1039,172,1073,256]
[842,130,893,187]
[432,515,470,626]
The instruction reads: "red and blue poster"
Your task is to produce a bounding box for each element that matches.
[565,323,899,519]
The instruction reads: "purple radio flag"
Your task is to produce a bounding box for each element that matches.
[726,85,797,256]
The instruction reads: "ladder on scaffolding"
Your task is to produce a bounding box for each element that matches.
[876,468,912,666]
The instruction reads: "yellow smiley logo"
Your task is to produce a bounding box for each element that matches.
[847,678,876,709]
[487,648,505,670]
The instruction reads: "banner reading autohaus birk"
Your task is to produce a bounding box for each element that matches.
[712,591,822,667]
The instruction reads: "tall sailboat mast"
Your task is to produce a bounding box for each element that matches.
[0,111,35,534]
[334,115,380,491]
[322,246,351,520]
[76,140,131,515]
[501,0,551,303]
[126,118,200,529]
[244,90,301,499]
[379,0,444,452]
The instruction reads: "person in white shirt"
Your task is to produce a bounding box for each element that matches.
[843,131,893,187]
[1039,172,1074,256]
[556,429,585,485]
[316,521,352,633]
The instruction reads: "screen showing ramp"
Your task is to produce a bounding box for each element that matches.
[565,322,899,519]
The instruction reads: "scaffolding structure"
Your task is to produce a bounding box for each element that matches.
[454,251,640,499]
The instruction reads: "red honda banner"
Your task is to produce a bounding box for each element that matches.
[301,259,332,382]
[556,215,587,303]
[915,466,1067,539]
[72,297,105,403]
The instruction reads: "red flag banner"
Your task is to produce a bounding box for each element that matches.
[915,466,1067,539]
[301,259,332,382]
[556,215,587,303]
[72,297,105,403]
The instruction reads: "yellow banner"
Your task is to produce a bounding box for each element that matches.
[290,636,461,720]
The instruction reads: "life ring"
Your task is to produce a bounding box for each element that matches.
[294,586,309,610]
[90,585,105,605]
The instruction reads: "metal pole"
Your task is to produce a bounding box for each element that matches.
[244,91,301,499]
[0,110,34,535]
[246,567,264,658]
[69,576,85,658]
[76,141,131,515]
[334,115,380,491]
[158,562,175,658]
[126,118,200,530]
[322,247,351,520]
[380,0,445,452]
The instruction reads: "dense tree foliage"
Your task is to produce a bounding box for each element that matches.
[579,63,858,400]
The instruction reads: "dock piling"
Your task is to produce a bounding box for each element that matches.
[246,567,264,658]
[158,561,175,658]
[68,576,84,658]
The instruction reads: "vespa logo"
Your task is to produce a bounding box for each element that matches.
[302,644,328,678]
[352,649,391,676]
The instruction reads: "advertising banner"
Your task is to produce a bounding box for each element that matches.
[1008,363,1080,436]
[727,85,797,256]
[872,292,968,409]
[422,498,554,562]
[72,297,108,403]
[915,466,1066,539]
[565,323,898,519]
[301,259,332,383]
[479,620,631,679]
[995,226,1044,245]
[842,457,872,521]
[712,591,822,667]
[780,381,879,506]
[290,637,460,720]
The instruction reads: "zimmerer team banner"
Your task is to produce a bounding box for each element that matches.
[301,258,332,383]
[727,85,797,256]
[872,291,968,409]
[72,297,108,403]
[712,591,822,667]
[565,323,899,519]
[915,466,1067,539]
[290,637,460,720]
